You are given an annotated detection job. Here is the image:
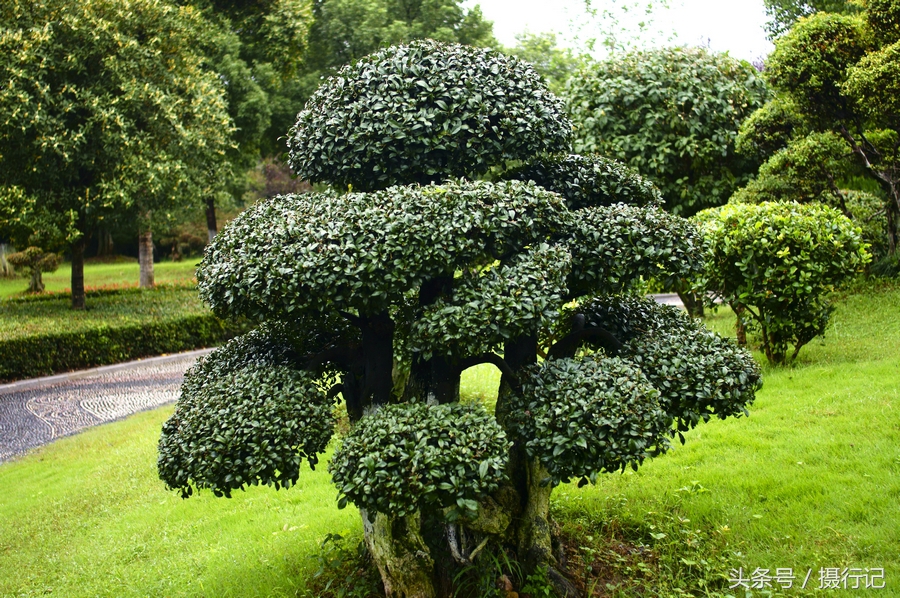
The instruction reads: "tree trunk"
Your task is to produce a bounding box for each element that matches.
[28,268,45,293]
[0,243,12,277]
[97,228,114,258]
[139,227,155,288]
[362,509,436,598]
[71,238,86,310]
[734,304,747,346]
[206,197,217,243]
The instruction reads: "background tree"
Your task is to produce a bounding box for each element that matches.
[735,0,900,264]
[5,247,61,294]
[0,0,233,308]
[763,0,860,39]
[503,32,585,94]
[564,46,769,217]
[159,41,760,598]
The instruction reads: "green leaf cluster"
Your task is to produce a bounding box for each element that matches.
[329,402,510,516]
[288,40,571,190]
[508,354,670,485]
[505,154,663,210]
[694,201,870,364]
[574,296,761,432]
[158,327,336,498]
[197,180,571,321]
[564,47,768,216]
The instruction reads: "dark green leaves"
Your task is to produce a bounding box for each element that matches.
[329,403,510,517]
[157,328,336,498]
[288,40,571,190]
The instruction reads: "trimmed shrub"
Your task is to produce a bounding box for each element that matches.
[694,201,870,364]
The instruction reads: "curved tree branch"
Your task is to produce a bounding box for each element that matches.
[457,352,520,388]
[326,384,344,401]
[305,344,359,371]
[547,326,622,360]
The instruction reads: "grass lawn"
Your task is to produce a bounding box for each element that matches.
[0,259,201,299]
[0,282,897,596]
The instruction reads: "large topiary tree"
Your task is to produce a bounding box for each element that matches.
[158,40,761,598]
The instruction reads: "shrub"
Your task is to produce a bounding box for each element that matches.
[694,201,870,364]
[6,246,61,293]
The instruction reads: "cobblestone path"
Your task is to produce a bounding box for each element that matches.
[0,350,211,463]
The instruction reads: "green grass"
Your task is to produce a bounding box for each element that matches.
[0,259,200,299]
[0,282,897,596]
[0,284,211,340]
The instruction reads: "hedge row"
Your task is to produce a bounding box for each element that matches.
[0,285,246,381]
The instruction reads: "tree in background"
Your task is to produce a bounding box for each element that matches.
[159,41,760,598]
[763,0,860,39]
[0,0,233,307]
[5,247,61,294]
[564,47,769,217]
[736,0,900,263]
[503,32,585,93]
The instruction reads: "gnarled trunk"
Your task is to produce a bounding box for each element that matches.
[28,269,45,294]
[362,509,436,598]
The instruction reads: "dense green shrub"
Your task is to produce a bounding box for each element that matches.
[504,154,663,210]
[158,328,336,499]
[0,286,244,381]
[6,246,61,293]
[508,354,670,485]
[330,403,510,517]
[694,202,869,364]
[288,40,570,191]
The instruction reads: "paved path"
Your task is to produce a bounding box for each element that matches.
[0,349,212,464]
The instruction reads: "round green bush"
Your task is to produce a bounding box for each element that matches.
[158,328,336,498]
[508,354,670,485]
[694,201,869,364]
[329,402,510,517]
[288,39,571,191]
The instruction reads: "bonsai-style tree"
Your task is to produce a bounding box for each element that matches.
[6,246,61,294]
[159,40,761,598]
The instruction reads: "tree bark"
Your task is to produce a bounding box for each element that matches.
[71,238,86,310]
[206,197,217,243]
[28,269,45,294]
[139,227,155,288]
[360,311,396,407]
[362,509,436,598]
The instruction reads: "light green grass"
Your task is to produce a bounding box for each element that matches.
[0,284,897,596]
[0,259,200,298]
[0,408,358,598]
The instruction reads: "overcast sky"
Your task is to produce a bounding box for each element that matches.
[463,0,774,62]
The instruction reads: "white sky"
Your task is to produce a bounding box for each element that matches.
[464,0,774,62]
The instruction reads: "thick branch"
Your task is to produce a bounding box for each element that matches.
[338,310,364,327]
[326,384,344,401]
[547,326,622,360]
[305,344,359,371]
[458,352,519,388]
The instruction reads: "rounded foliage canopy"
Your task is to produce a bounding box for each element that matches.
[198,179,571,321]
[564,46,768,215]
[288,39,571,190]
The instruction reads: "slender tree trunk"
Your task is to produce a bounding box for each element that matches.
[206,197,217,243]
[139,227,155,288]
[71,238,86,310]
[0,243,12,277]
[734,304,747,346]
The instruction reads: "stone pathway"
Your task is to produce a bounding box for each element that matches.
[0,350,211,464]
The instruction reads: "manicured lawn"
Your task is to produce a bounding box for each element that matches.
[0,259,200,299]
[0,282,897,596]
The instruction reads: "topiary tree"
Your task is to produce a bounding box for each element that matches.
[159,40,761,598]
[694,201,869,365]
[743,1,900,257]
[6,246,61,294]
